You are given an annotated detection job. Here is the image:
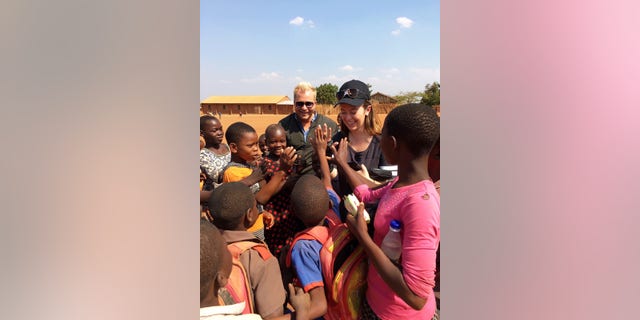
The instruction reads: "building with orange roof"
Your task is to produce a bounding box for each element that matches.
[200,95,293,115]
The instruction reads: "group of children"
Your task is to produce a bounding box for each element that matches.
[200,103,440,320]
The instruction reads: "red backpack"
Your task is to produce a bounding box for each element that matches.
[220,240,273,314]
[285,213,368,320]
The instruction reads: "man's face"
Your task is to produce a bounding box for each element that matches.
[294,90,316,123]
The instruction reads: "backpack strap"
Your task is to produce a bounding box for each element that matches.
[285,225,329,268]
[228,240,273,261]
[224,239,272,315]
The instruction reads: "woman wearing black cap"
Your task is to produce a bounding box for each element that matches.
[331,79,389,201]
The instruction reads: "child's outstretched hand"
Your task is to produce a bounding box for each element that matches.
[288,283,310,320]
[345,202,369,242]
[311,124,332,154]
[279,146,298,172]
[329,137,349,167]
[263,211,275,229]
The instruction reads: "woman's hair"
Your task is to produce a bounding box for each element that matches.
[339,100,382,136]
[293,82,317,101]
[385,103,440,156]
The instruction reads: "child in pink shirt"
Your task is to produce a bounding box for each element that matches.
[331,103,440,320]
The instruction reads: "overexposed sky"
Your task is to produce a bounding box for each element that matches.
[201,0,439,100]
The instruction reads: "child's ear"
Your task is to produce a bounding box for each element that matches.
[389,135,398,151]
[229,142,238,153]
[215,270,228,290]
[244,207,256,227]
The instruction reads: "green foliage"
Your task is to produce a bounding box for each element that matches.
[316,83,338,105]
[421,81,440,106]
[394,91,425,105]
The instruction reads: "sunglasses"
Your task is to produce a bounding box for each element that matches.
[336,88,367,100]
[295,101,315,108]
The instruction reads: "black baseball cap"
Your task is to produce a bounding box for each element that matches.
[334,79,370,107]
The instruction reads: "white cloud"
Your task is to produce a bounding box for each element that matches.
[240,72,282,83]
[260,72,280,80]
[391,29,401,36]
[408,67,440,80]
[289,16,304,26]
[307,20,315,28]
[396,17,414,28]
[340,65,354,71]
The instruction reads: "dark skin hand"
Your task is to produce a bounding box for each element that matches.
[345,203,428,310]
[310,124,333,189]
[259,283,312,320]
[329,138,380,190]
[305,287,328,320]
[279,146,298,173]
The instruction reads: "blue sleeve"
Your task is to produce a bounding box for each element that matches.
[290,240,324,292]
[326,188,341,219]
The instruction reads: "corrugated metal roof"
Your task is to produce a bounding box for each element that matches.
[201,95,291,104]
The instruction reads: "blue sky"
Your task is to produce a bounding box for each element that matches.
[201,1,439,100]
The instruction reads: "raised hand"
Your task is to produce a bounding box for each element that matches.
[329,137,349,167]
[345,202,369,242]
[279,146,298,172]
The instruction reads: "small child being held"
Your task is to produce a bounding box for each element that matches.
[221,122,287,241]
[261,124,304,258]
[208,182,286,319]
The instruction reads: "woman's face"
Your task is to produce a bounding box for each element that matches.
[339,103,369,133]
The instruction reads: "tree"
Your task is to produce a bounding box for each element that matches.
[316,83,338,105]
[394,91,424,105]
[421,81,440,106]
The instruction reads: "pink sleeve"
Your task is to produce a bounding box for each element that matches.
[353,179,394,203]
[400,194,440,298]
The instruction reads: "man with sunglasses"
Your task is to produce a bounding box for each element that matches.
[278,82,338,176]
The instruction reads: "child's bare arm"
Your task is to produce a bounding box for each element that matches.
[239,168,264,187]
[264,284,310,320]
[306,287,328,319]
[346,204,428,310]
[310,124,333,189]
[255,170,286,204]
